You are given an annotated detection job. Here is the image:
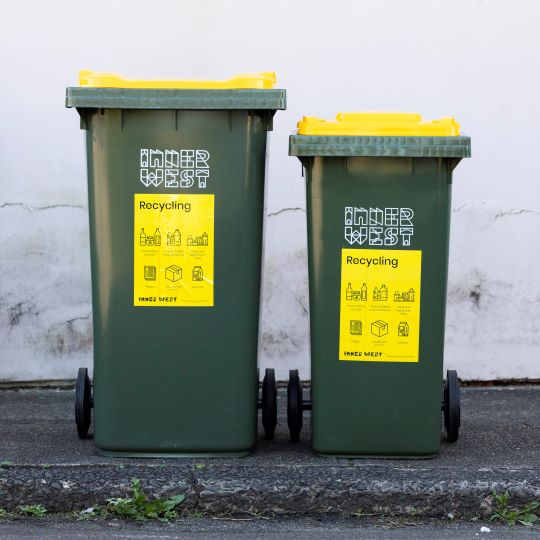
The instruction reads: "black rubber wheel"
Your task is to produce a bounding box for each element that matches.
[443,369,460,443]
[75,367,92,439]
[287,369,303,443]
[261,368,277,440]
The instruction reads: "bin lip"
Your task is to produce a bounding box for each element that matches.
[65,87,286,110]
[288,134,471,158]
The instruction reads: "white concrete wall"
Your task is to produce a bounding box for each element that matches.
[1,0,539,381]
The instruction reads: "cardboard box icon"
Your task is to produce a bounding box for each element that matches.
[371,320,388,337]
[165,265,182,282]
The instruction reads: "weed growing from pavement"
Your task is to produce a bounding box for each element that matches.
[0,478,186,523]
[17,505,47,517]
[104,477,185,521]
[189,511,205,518]
[0,508,11,519]
[489,491,539,526]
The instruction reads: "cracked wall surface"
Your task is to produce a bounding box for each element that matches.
[262,201,540,381]
[1,0,540,381]
[0,205,92,381]
[259,211,310,380]
[2,200,538,381]
[445,200,540,379]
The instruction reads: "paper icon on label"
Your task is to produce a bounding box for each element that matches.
[349,320,362,335]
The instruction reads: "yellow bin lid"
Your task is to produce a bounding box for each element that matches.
[79,70,277,90]
[297,112,461,136]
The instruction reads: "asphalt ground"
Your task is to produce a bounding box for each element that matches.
[0,516,538,539]
[0,386,538,519]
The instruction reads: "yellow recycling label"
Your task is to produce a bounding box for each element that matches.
[133,194,214,307]
[339,248,422,362]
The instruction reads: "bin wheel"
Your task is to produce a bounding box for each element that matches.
[443,370,460,443]
[75,367,92,439]
[261,368,277,440]
[287,369,303,443]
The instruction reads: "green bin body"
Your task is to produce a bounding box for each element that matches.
[66,85,285,457]
[290,129,471,457]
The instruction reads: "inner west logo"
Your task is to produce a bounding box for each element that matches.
[344,206,414,246]
[140,149,210,189]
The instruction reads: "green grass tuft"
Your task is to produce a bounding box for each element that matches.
[489,491,539,527]
[104,478,185,522]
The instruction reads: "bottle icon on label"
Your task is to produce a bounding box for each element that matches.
[408,288,415,301]
[361,283,367,301]
[139,228,146,246]
[154,228,161,246]
[346,282,353,301]
[167,229,182,247]
[380,284,388,301]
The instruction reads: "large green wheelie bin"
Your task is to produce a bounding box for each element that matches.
[66,71,286,457]
[288,113,471,456]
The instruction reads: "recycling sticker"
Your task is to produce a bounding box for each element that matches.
[339,248,422,362]
[133,193,214,307]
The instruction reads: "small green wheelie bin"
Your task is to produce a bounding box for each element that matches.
[288,113,471,456]
[66,71,286,457]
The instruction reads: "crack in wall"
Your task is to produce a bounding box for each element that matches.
[65,315,92,325]
[45,312,93,355]
[0,202,85,212]
[2,201,538,219]
[267,207,305,217]
[451,202,470,213]
[494,209,540,219]
[451,202,540,219]
[0,201,307,216]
